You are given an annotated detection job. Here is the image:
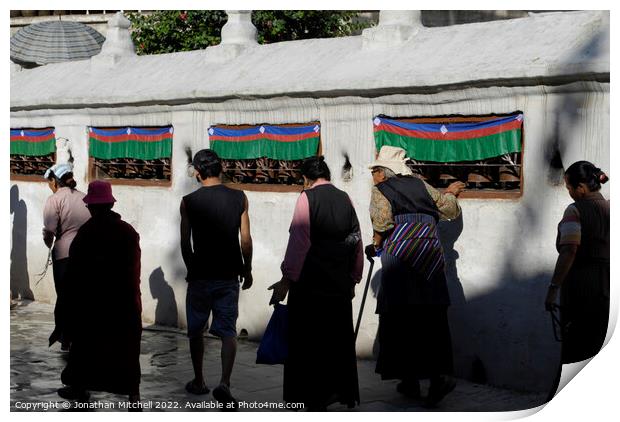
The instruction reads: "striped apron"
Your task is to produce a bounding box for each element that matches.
[383,213,444,282]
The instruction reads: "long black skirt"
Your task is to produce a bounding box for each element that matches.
[283,283,360,408]
[62,313,141,395]
[376,305,454,381]
[560,259,609,364]
[49,257,70,347]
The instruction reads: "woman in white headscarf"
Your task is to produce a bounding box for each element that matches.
[42,163,90,350]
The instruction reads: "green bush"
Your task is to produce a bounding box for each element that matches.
[127,10,370,55]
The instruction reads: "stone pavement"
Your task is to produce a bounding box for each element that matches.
[10,301,546,412]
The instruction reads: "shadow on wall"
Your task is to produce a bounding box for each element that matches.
[447,26,608,396]
[10,185,33,300]
[364,24,607,396]
[149,267,178,327]
[448,270,559,392]
[438,215,466,306]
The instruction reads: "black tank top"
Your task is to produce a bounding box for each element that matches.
[573,193,610,263]
[183,184,245,281]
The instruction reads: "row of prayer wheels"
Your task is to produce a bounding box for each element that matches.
[222,158,304,185]
[410,164,521,190]
[10,154,55,176]
[95,158,171,180]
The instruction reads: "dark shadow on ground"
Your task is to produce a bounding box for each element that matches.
[10,185,34,300]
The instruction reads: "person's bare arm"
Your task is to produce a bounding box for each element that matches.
[43,230,55,248]
[42,196,58,248]
[240,195,253,290]
[545,245,578,311]
[179,200,193,276]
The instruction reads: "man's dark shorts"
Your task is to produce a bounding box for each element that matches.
[186,279,239,339]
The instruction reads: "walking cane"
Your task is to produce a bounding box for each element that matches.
[354,253,375,342]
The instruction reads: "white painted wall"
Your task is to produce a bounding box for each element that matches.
[11,11,609,110]
[10,81,609,392]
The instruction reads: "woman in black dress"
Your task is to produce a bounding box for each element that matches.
[59,181,142,406]
[269,156,364,410]
[545,161,610,363]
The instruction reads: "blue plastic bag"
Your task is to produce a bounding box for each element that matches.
[256,303,288,365]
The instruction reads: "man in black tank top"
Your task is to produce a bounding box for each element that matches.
[180,149,253,406]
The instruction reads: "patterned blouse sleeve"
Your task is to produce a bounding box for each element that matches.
[557,204,581,247]
[369,186,394,233]
[423,181,462,221]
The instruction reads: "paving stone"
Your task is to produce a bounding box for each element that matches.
[11,300,546,412]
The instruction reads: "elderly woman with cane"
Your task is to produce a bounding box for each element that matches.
[269,156,364,410]
[367,146,464,407]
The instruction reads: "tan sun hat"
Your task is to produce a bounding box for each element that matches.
[369,145,413,176]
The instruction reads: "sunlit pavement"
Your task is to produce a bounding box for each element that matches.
[11,301,546,412]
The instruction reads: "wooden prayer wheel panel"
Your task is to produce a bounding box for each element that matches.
[376,113,524,196]
[10,153,55,176]
[93,157,172,181]
[221,158,305,185]
[406,159,522,192]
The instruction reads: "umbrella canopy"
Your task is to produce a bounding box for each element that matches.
[10,20,105,67]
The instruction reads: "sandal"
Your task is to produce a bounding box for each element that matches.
[213,384,238,410]
[58,386,90,402]
[185,380,210,395]
[425,377,456,407]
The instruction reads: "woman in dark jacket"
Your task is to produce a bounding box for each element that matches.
[269,156,364,410]
[545,161,610,363]
[59,181,142,406]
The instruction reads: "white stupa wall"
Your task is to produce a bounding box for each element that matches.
[10,11,609,393]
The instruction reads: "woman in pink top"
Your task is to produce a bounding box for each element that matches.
[42,163,91,350]
[269,156,364,410]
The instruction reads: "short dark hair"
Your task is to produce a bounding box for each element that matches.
[48,171,77,189]
[301,156,331,181]
[86,203,114,212]
[193,149,222,179]
[565,161,609,192]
